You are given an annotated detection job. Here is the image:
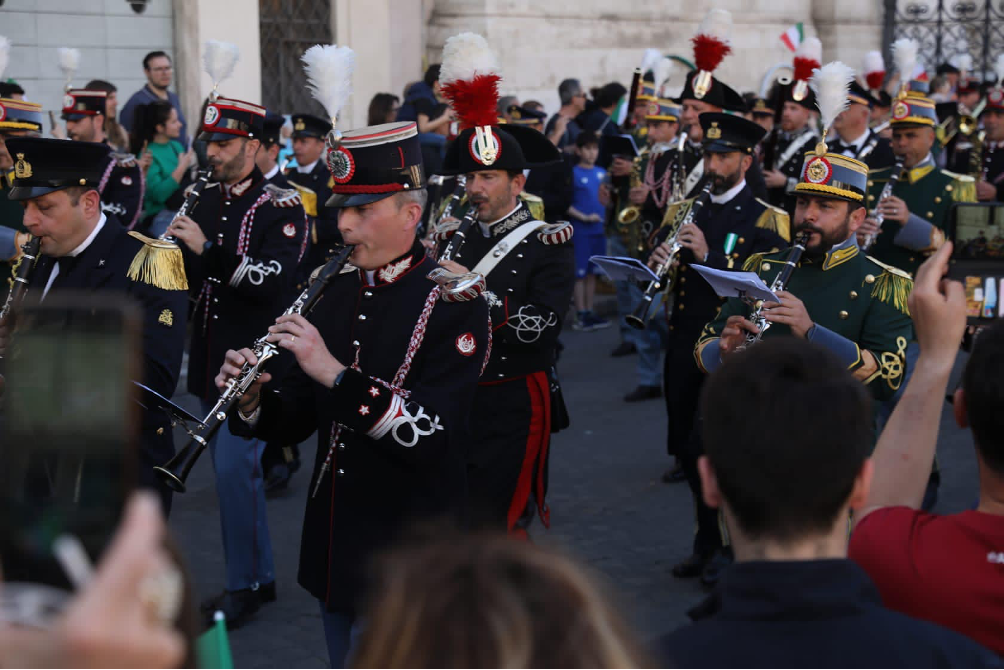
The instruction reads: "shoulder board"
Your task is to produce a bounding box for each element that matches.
[942,169,975,183]
[753,198,791,242]
[519,192,545,221]
[431,219,461,242]
[125,231,189,291]
[110,152,138,168]
[537,221,574,245]
[865,255,913,316]
[263,183,303,209]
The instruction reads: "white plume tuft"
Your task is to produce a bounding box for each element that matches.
[696,8,732,42]
[810,61,855,133]
[653,57,677,95]
[996,53,1004,85]
[301,44,355,122]
[57,47,80,80]
[439,32,501,85]
[892,38,918,82]
[202,40,240,88]
[640,48,663,75]
[795,37,822,63]
[863,50,884,74]
[0,36,9,82]
[956,53,972,74]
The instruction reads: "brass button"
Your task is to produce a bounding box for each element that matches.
[849,290,858,299]
[865,274,875,284]
[934,196,942,203]
[867,194,875,201]
[926,211,933,218]
[156,427,164,435]
[668,324,675,331]
[679,303,685,310]
[839,310,849,320]
[762,262,771,271]
[680,276,686,283]
[679,290,685,297]
[946,185,953,192]
[867,180,874,187]
[909,256,915,263]
[732,252,739,258]
[738,237,745,244]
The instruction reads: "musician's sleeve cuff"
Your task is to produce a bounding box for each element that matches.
[893,213,935,251]
[807,324,860,368]
[328,368,397,436]
[237,403,261,427]
[697,338,723,373]
[0,227,18,261]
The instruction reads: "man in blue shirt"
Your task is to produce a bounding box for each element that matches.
[119,51,189,148]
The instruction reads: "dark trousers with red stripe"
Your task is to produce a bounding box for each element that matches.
[467,372,552,535]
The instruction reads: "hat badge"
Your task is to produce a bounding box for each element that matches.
[804,156,831,184]
[473,126,499,166]
[203,105,220,126]
[892,101,910,120]
[14,153,32,179]
[706,122,722,140]
[294,119,306,131]
[647,101,659,116]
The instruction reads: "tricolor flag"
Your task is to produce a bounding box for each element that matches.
[612,94,629,127]
[780,23,804,52]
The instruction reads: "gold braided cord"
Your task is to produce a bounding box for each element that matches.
[794,183,864,201]
[0,121,43,131]
[742,251,767,273]
[891,115,935,127]
[869,270,912,316]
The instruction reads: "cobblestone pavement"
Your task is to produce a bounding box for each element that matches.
[168,323,978,667]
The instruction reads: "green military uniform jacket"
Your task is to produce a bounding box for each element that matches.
[695,239,914,402]
[865,162,975,276]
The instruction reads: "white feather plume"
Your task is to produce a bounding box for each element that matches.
[863,50,884,74]
[439,32,501,85]
[696,8,732,42]
[57,47,80,80]
[0,36,9,82]
[640,48,663,75]
[996,53,1004,85]
[795,37,822,63]
[955,53,972,74]
[301,44,355,123]
[653,57,676,96]
[810,61,855,133]
[202,40,240,88]
[892,38,918,82]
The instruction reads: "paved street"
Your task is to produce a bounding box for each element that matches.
[168,318,979,668]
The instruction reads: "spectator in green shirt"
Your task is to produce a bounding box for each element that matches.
[132,100,194,236]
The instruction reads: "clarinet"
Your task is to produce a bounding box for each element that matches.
[438,206,479,263]
[162,168,212,243]
[736,230,810,351]
[625,181,713,329]
[153,244,356,493]
[670,130,689,202]
[860,159,905,251]
[425,176,467,253]
[0,236,42,362]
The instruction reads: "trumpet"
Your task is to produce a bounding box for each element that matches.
[616,155,644,226]
[860,158,905,251]
[154,244,356,493]
[735,230,809,351]
[626,181,713,330]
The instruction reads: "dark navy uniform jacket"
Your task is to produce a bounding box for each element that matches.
[99,151,144,231]
[284,159,342,275]
[656,559,1001,668]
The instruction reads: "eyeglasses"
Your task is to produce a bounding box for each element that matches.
[149,66,173,73]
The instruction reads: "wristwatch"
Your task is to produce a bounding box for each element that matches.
[202,240,214,255]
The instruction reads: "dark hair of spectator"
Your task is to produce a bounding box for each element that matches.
[595,82,628,110]
[129,100,175,155]
[963,319,1004,473]
[423,64,441,88]
[354,533,648,668]
[700,339,873,541]
[559,78,582,106]
[85,79,117,93]
[143,51,171,70]
[576,130,600,148]
[0,81,25,97]
[367,92,400,126]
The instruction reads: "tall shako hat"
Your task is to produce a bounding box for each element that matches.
[325,122,425,208]
[645,56,681,121]
[985,54,1004,112]
[61,88,106,120]
[795,61,868,203]
[688,9,731,101]
[195,40,267,141]
[438,32,560,175]
[637,48,664,102]
[784,37,821,109]
[888,38,937,128]
[0,98,44,133]
[6,136,111,201]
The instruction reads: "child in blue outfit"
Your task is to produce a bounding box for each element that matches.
[566,131,610,331]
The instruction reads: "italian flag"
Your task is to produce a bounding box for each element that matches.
[780,23,803,52]
[612,94,629,127]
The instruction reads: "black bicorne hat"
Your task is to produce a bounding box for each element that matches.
[700,111,767,154]
[291,113,332,140]
[6,136,111,201]
[198,97,266,142]
[677,70,747,113]
[778,81,817,111]
[325,121,426,208]
[440,124,560,175]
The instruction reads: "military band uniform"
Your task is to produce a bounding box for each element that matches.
[0,100,43,276]
[831,127,896,171]
[948,141,1004,201]
[764,125,818,209]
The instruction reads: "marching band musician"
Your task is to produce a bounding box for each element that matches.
[648,112,790,584]
[168,96,308,628]
[2,137,188,512]
[433,33,575,537]
[219,121,490,666]
[828,81,896,170]
[0,97,43,277]
[948,74,1004,203]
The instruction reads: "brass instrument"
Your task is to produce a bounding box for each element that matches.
[0,236,42,362]
[735,230,810,351]
[154,244,356,492]
[860,158,905,251]
[616,155,644,227]
[626,181,713,330]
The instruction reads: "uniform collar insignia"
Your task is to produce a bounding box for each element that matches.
[821,238,859,270]
[905,164,935,184]
[376,254,414,284]
[231,172,255,198]
[487,202,533,237]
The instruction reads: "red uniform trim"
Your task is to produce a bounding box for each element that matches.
[505,370,552,534]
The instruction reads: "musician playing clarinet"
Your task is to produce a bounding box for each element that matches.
[218,122,489,666]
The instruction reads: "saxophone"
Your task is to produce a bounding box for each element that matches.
[859,158,905,251]
[616,154,644,227]
[736,230,810,351]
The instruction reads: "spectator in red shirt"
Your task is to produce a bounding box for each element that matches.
[851,243,1004,657]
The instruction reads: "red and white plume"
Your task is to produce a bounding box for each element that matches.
[862,50,885,92]
[691,9,732,74]
[792,37,822,84]
[439,32,502,130]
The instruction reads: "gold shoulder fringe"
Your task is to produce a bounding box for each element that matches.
[742,251,766,274]
[753,198,791,242]
[520,192,545,221]
[126,231,189,291]
[866,256,912,316]
[942,170,977,203]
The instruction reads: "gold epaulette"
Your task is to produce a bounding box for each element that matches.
[519,192,545,221]
[753,198,792,242]
[865,255,913,316]
[942,170,977,202]
[289,183,317,217]
[126,231,189,291]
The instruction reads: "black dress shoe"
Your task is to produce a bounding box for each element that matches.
[200,581,277,614]
[624,385,662,402]
[661,461,686,484]
[671,553,708,579]
[610,341,637,357]
[202,588,261,630]
[700,549,734,588]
